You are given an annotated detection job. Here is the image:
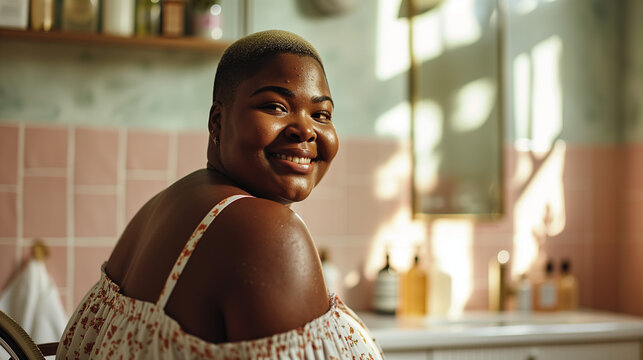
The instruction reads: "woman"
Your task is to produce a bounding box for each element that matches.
[57,30,383,359]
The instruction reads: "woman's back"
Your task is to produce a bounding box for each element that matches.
[103,169,329,343]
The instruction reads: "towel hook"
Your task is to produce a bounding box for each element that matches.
[31,239,49,261]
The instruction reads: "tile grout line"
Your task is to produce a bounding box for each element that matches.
[16,124,25,266]
[116,128,127,235]
[66,127,75,314]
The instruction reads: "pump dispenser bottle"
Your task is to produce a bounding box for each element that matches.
[534,260,558,311]
[400,254,428,316]
[558,259,578,310]
[373,252,399,314]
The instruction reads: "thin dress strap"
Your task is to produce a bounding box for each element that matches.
[156,194,252,308]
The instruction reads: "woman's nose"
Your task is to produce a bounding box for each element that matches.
[284,115,316,142]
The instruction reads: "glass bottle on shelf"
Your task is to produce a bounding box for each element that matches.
[161,0,185,37]
[0,0,29,29]
[31,0,55,31]
[192,0,223,40]
[135,0,160,36]
[62,0,99,32]
[102,0,135,36]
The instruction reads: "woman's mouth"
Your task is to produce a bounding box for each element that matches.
[269,153,316,164]
[268,152,317,174]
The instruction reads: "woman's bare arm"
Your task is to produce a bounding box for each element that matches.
[213,197,329,342]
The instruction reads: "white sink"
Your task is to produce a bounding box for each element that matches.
[358,310,643,350]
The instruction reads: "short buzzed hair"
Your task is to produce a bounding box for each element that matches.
[212,30,326,105]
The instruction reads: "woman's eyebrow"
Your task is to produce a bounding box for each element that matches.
[312,95,334,108]
[251,86,334,107]
[251,86,295,98]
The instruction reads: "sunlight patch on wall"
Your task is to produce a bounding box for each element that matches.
[375,101,411,139]
[412,9,444,63]
[531,36,562,150]
[442,0,481,49]
[512,140,566,277]
[512,36,563,151]
[431,219,473,315]
[376,0,410,81]
[366,208,427,278]
[514,0,538,15]
[375,144,411,200]
[513,53,531,139]
[413,99,443,193]
[451,78,496,132]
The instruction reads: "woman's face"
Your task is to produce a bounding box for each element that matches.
[214,53,338,204]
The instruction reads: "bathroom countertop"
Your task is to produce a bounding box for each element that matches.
[358,310,643,351]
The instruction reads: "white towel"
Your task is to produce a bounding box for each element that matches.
[0,260,68,344]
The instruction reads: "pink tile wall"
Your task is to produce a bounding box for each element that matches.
[75,194,118,237]
[23,176,67,238]
[0,122,640,317]
[0,192,17,237]
[75,128,119,186]
[24,126,68,169]
[621,144,643,316]
[0,125,18,184]
[0,124,209,314]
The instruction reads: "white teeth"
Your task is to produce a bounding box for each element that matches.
[273,153,312,164]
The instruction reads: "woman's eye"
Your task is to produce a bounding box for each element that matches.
[313,112,332,122]
[263,103,287,113]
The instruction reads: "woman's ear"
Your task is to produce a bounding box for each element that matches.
[208,101,223,141]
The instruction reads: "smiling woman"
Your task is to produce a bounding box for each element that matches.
[55,30,383,360]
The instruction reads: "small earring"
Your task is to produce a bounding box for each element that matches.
[213,136,219,146]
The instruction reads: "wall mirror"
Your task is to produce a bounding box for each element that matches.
[408,0,504,217]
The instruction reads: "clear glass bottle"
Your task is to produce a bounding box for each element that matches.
[62,0,99,32]
[534,260,558,311]
[319,248,343,299]
[373,253,399,315]
[192,0,222,40]
[135,0,160,36]
[516,273,532,313]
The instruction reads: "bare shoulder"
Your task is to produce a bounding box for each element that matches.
[209,197,329,342]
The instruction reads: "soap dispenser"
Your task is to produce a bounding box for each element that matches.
[373,252,399,315]
[558,259,578,311]
[534,259,558,311]
[400,254,428,316]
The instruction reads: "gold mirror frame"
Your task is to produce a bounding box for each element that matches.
[409,0,505,219]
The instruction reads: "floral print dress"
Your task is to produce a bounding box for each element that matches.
[57,195,384,360]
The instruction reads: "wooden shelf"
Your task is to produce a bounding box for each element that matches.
[0,28,232,53]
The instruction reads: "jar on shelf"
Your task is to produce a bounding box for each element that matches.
[161,0,185,37]
[62,0,99,32]
[135,0,160,36]
[102,0,135,36]
[0,0,30,29]
[31,0,55,31]
[192,0,222,40]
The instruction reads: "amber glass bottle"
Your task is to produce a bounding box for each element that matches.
[558,259,578,311]
[533,260,558,311]
[400,255,428,316]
